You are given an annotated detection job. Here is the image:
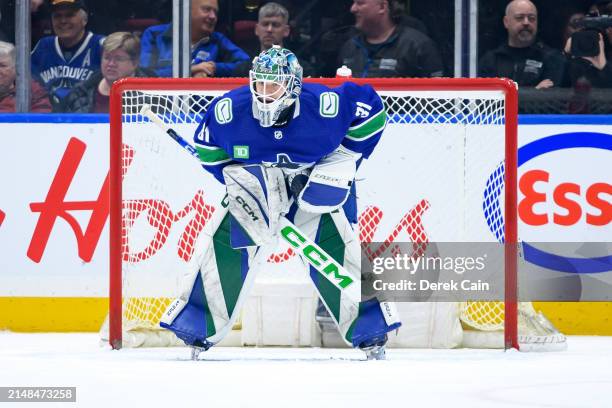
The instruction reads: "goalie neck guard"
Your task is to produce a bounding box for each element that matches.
[249,46,303,127]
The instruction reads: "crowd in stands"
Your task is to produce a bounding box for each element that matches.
[0,0,611,113]
[0,41,51,112]
[479,0,612,89]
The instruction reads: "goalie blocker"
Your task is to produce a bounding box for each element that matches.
[160,164,401,356]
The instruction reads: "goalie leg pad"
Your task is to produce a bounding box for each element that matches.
[160,273,213,348]
[291,207,402,348]
[292,208,361,344]
[160,210,262,347]
[223,164,289,247]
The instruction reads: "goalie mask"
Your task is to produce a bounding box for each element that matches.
[250,46,303,127]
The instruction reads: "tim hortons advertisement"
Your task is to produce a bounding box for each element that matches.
[0,119,610,300]
[0,123,110,296]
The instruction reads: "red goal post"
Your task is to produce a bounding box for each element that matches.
[108,77,518,350]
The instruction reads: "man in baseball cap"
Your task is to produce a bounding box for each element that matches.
[49,0,88,11]
[31,0,103,110]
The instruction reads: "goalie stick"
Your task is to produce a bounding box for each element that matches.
[139,104,361,302]
[139,104,200,159]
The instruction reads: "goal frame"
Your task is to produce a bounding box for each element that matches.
[109,77,518,351]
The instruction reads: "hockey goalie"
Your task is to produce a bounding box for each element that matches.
[159,46,401,360]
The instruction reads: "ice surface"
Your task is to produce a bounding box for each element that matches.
[1,333,611,408]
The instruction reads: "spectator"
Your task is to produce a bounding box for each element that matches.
[61,32,152,113]
[564,30,612,88]
[139,0,249,78]
[479,0,565,89]
[31,0,104,110]
[234,2,316,77]
[0,41,51,112]
[255,2,290,53]
[562,10,586,47]
[338,0,444,78]
[562,2,612,88]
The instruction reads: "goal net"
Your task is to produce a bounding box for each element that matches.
[104,77,565,351]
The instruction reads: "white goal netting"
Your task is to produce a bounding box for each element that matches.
[103,78,565,351]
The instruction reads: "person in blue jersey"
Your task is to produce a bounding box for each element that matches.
[139,0,249,78]
[160,46,401,360]
[31,0,104,110]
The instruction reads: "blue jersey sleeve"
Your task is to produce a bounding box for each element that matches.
[139,26,157,71]
[340,83,387,160]
[30,39,45,79]
[193,103,236,184]
[139,25,173,77]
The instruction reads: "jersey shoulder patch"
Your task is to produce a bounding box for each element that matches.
[214,97,233,124]
[319,92,339,118]
[211,86,251,125]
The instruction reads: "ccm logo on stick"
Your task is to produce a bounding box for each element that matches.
[280,225,354,289]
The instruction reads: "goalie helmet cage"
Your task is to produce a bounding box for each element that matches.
[108,77,519,351]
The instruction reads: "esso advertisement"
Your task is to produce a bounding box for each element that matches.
[515,128,611,275]
[518,132,611,241]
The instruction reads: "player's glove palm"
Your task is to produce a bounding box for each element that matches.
[288,171,310,199]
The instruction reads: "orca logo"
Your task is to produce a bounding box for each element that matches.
[265,153,310,170]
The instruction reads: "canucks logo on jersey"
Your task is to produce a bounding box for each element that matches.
[320,92,339,118]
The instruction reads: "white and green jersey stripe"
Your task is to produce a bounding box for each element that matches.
[195,144,232,166]
[345,108,387,141]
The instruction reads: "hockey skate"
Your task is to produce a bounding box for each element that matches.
[359,334,388,360]
[189,340,212,360]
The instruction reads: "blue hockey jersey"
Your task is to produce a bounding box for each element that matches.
[193,82,386,181]
[31,32,105,106]
[193,82,387,223]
